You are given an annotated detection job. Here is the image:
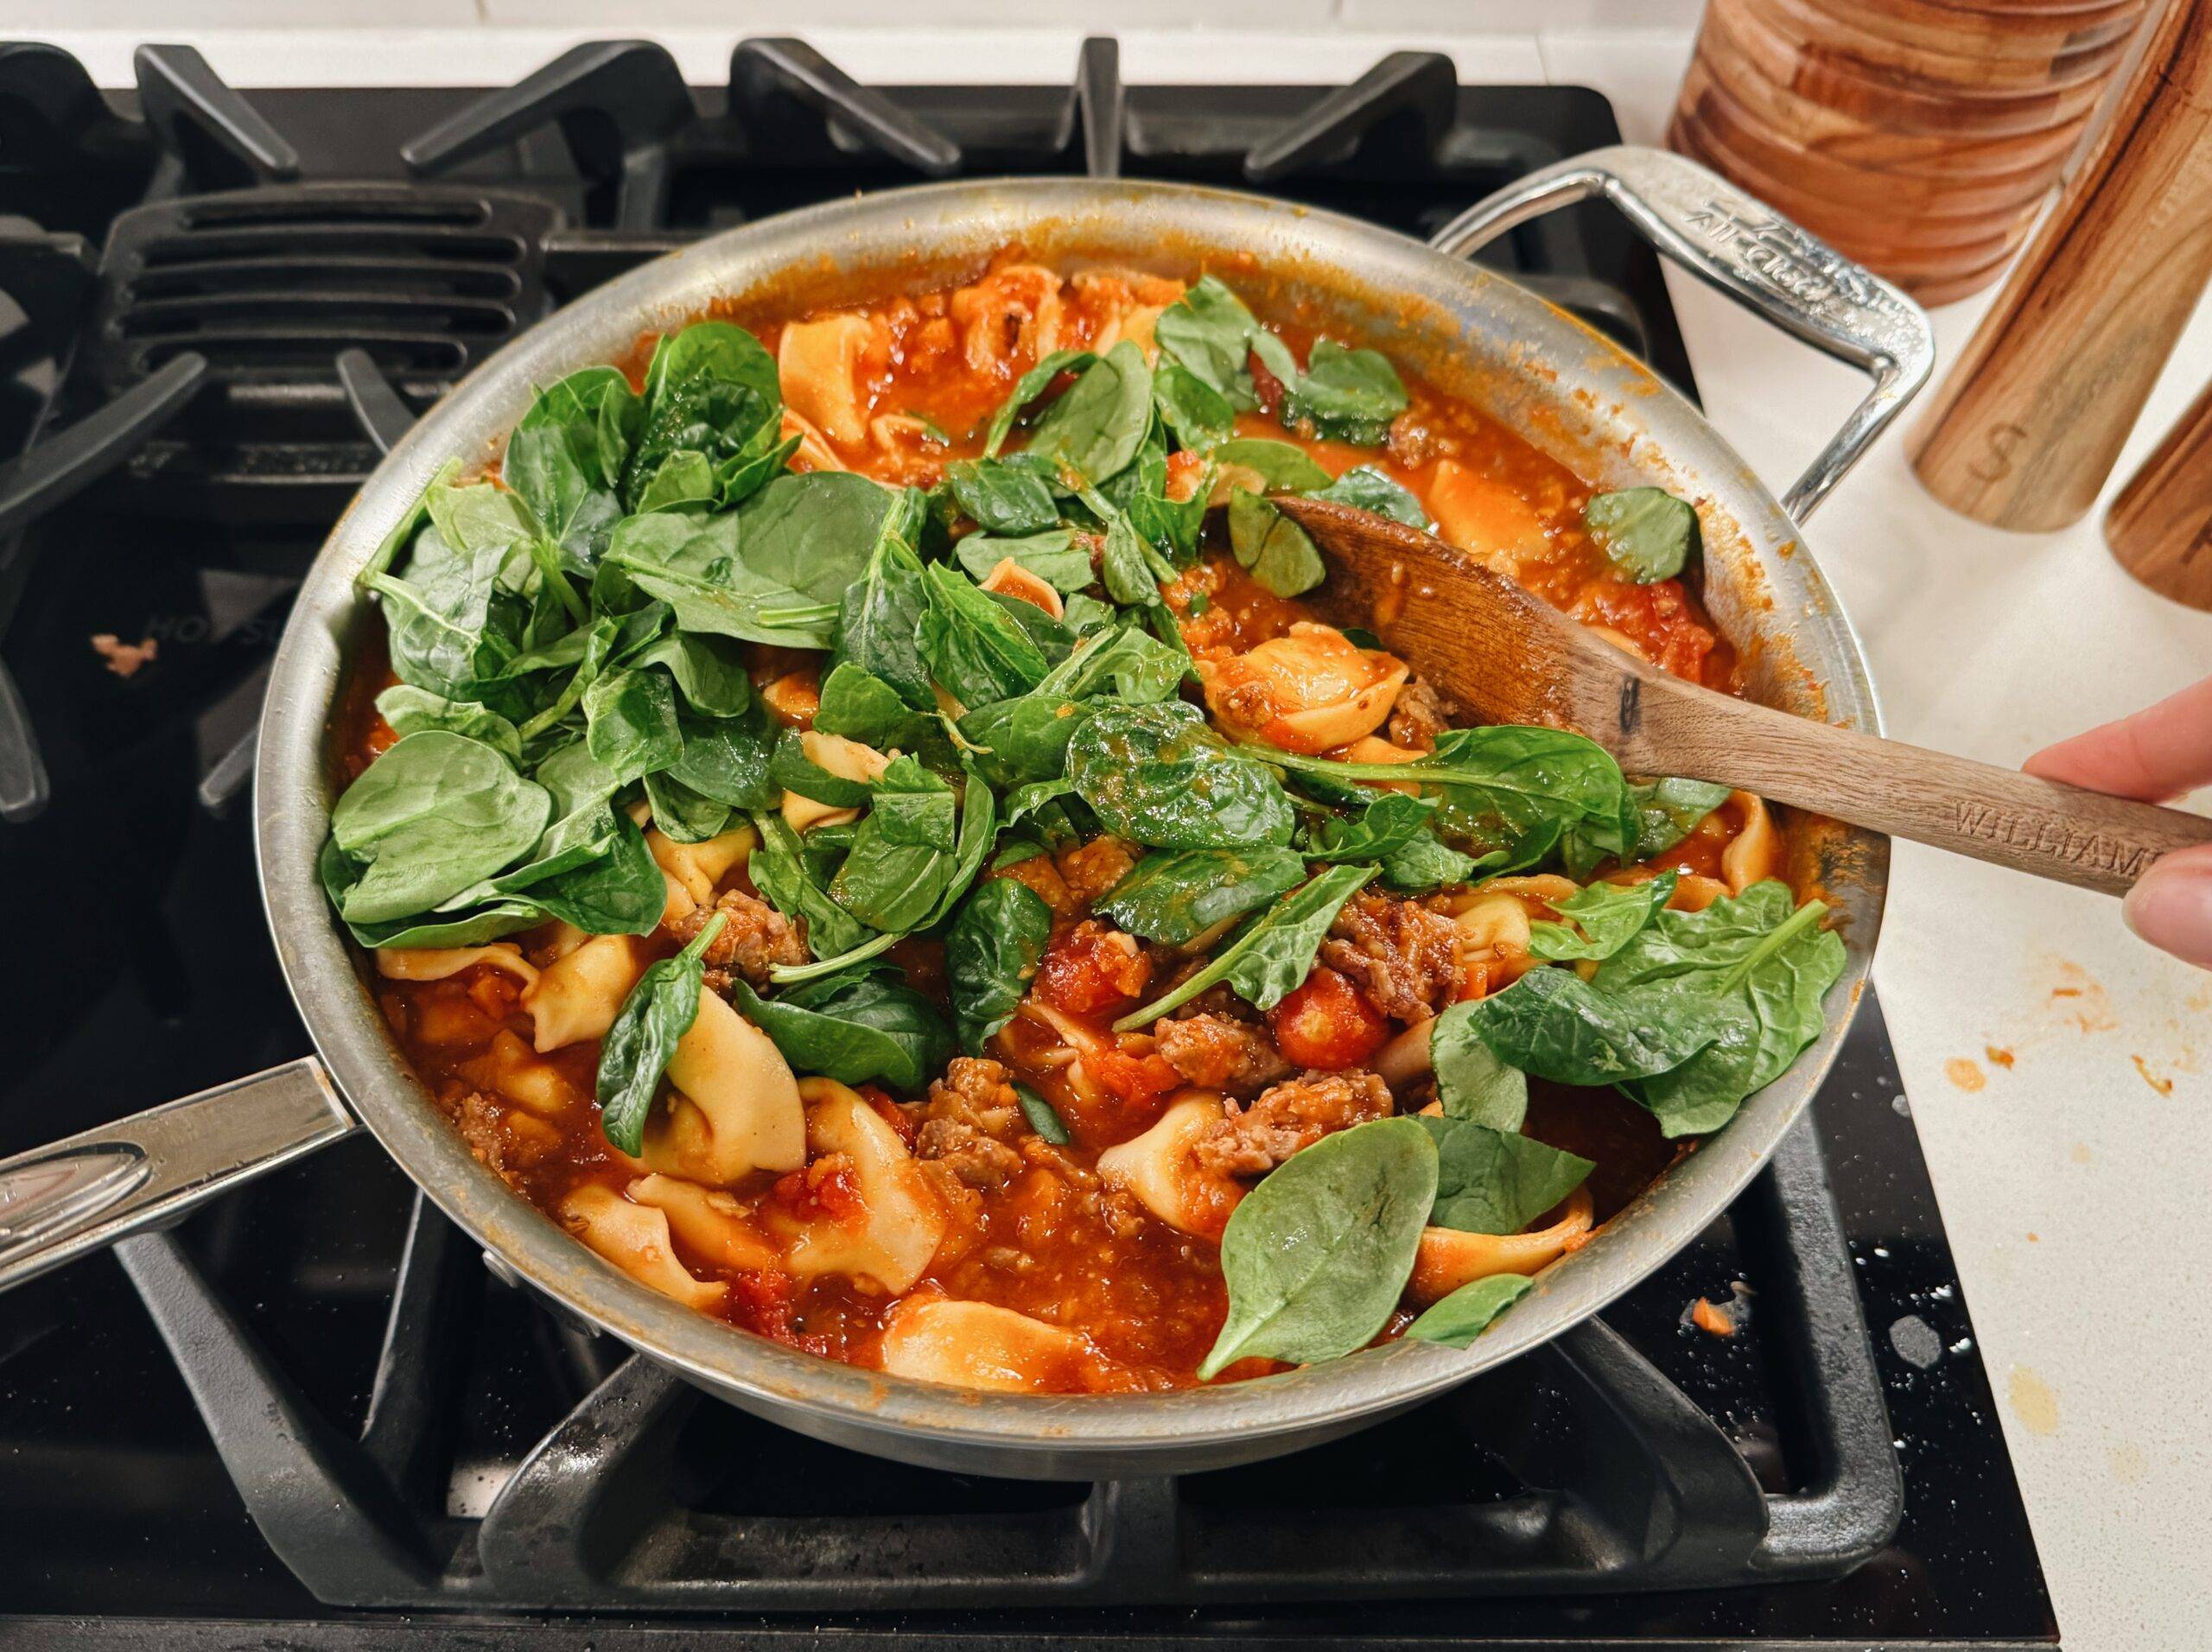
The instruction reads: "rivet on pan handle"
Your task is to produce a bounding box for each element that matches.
[0,1058,356,1293]
[1430,144,1936,524]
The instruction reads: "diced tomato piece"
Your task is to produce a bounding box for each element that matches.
[1269,967,1391,1070]
[772,1154,865,1224]
[1036,920,1153,1015]
[1084,1044,1185,1109]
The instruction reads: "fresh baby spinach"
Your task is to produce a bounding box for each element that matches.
[1594,881,1847,1136]
[1465,965,1719,1088]
[1094,845,1308,947]
[1584,486,1698,584]
[945,876,1054,1051]
[327,731,551,925]
[1113,862,1373,1029]
[596,910,727,1154]
[1527,872,1677,963]
[1405,1274,1533,1349]
[1420,1115,1592,1236]
[1070,701,1295,851]
[1198,1116,1438,1379]
[734,967,953,1095]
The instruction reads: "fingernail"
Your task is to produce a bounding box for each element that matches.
[2122,861,2212,969]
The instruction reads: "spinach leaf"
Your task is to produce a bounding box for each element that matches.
[1420,1115,1592,1235]
[1226,486,1325,598]
[665,707,776,810]
[505,365,639,570]
[1427,1003,1528,1130]
[1405,1274,1532,1349]
[620,626,751,717]
[1266,726,1634,875]
[1115,863,1373,1028]
[1153,359,1234,449]
[982,348,1097,457]
[1312,465,1428,528]
[633,448,716,513]
[917,561,1052,708]
[606,511,839,650]
[361,491,536,711]
[1014,1082,1072,1145]
[1198,1116,1437,1379]
[1281,339,1407,446]
[1630,777,1732,859]
[1026,340,1154,484]
[328,731,551,924]
[1595,882,1847,1136]
[535,735,626,816]
[582,667,683,784]
[814,661,930,749]
[956,689,1090,790]
[984,587,1080,665]
[1038,619,1189,703]
[1211,436,1333,493]
[732,969,953,1094]
[829,531,934,711]
[318,838,540,950]
[642,772,731,844]
[828,758,966,932]
[945,877,1053,1051]
[1585,486,1697,584]
[955,529,1094,594]
[1101,511,1169,607]
[1070,701,1295,851]
[735,470,906,607]
[1154,276,1271,409]
[748,810,873,961]
[1094,846,1308,946]
[1465,965,1719,1087]
[1378,826,1479,892]
[768,731,874,807]
[946,457,1060,535]
[375,684,523,764]
[1528,873,1675,963]
[621,322,781,509]
[596,910,726,1154]
[1301,792,1439,863]
[510,808,665,933]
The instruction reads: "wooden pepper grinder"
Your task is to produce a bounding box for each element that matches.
[1909,0,2212,531]
[2106,380,2212,607]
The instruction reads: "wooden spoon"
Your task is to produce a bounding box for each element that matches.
[1274,494,2212,895]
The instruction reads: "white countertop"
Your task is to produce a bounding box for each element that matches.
[39,19,2212,1649]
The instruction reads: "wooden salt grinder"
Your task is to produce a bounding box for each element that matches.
[1908,0,2212,531]
[2106,379,2212,607]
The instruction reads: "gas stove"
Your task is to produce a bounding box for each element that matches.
[0,36,2056,1649]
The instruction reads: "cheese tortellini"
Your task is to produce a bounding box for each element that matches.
[1198,622,1408,754]
[641,989,806,1185]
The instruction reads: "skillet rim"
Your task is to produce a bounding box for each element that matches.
[255,176,1887,1477]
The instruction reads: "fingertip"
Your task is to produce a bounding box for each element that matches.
[2121,847,2212,969]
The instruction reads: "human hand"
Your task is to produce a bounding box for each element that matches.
[2025,675,2212,967]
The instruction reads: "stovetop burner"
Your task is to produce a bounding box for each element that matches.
[0,35,2055,1649]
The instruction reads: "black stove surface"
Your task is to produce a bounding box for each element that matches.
[0,40,2055,1650]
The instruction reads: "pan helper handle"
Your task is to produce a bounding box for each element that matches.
[1429,144,1935,524]
[0,1058,355,1293]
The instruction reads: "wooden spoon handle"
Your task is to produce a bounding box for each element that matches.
[1628,683,2212,895]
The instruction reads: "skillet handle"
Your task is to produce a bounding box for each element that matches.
[0,1058,355,1293]
[1429,143,1936,524]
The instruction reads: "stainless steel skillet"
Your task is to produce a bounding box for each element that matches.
[0,149,1932,1482]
